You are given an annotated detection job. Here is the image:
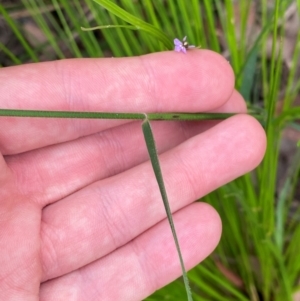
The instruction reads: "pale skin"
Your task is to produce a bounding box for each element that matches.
[0,50,266,301]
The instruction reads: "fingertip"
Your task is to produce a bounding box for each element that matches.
[141,49,235,111]
[217,114,266,172]
[182,202,222,269]
[197,50,235,109]
[238,114,267,168]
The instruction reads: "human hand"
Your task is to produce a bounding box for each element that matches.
[0,51,266,301]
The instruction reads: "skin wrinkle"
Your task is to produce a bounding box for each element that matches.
[98,189,120,252]
[95,129,128,177]
[86,61,114,111]
[128,235,157,296]
[59,61,73,110]
[90,58,148,110]
[97,179,139,247]
[22,65,50,109]
[47,61,84,112]
[82,127,132,180]
[171,148,199,202]
[138,55,160,111]
[8,158,41,205]
[8,152,56,205]
[42,197,86,282]
[40,219,60,282]
[139,59,160,109]
[12,140,87,203]
[42,196,85,281]
[119,64,142,107]
[182,121,225,189]
[53,60,82,112]
[95,184,127,250]
[155,147,199,212]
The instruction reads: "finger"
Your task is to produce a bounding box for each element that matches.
[6,89,246,206]
[0,152,41,300]
[40,203,221,301]
[40,114,266,281]
[0,50,234,154]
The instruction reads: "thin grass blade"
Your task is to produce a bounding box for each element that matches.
[0,3,38,62]
[92,0,173,49]
[142,116,193,301]
[81,25,139,31]
[0,108,242,121]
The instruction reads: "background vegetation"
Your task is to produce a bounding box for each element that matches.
[1,0,300,300]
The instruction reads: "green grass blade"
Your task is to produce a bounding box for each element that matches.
[0,109,145,120]
[283,0,300,109]
[177,0,194,42]
[168,1,184,39]
[58,0,101,58]
[276,107,300,127]
[265,241,293,301]
[142,117,193,301]
[85,0,123,57]
[0,3,38,62]
[0,109,259,121]
[92,0,173,49]
[0,42,22,65]
[22,0,65,59]
[51,0,82,58]
[81,24,140,56]
[191,263,250,301]
[203,0,220,52]
[239,45,259,101]
[81,25,139,31]
[236,20,269,87]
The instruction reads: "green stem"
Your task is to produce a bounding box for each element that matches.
[0,109,262,121]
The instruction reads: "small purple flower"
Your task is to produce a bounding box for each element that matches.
[174,37,186,53]
[174,36,196,54]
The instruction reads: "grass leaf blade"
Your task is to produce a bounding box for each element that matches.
[92,0,173,49]
[142,117,193,301]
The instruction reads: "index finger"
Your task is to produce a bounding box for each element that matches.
[0,50,235,154]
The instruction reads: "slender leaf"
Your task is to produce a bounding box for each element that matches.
[142,116,193,301]
[92,0,172,49]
